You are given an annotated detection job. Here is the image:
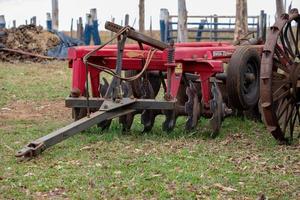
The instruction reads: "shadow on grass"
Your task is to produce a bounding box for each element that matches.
[79,114,273,145]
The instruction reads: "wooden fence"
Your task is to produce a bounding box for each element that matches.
[160,9,267,42]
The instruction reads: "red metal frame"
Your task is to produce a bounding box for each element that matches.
[68,42,240,106]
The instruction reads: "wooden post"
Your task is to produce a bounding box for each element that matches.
[213,14,218,41]
[52,0,59,30]
[46,12,51,21]
[90,8,97,21]
[0,15,5,29]
[234,0,248,42]
[46,12,52,31]
[30,16,36,25]
[125,14,130,26]
[276,0,285,19]
[84,14,93,45]
[90,8,101,45]
[77,17,83,40]
[70,18,73,38]
[110,17,115,42]
[160,8,169,42]
[86,14,92,26]
[139,0,145,32]
[258,10,267,40]
[177,0,188,42]
[150,16,153,37]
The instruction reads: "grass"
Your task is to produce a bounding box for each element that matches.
[0,61,71,107]
[0,61,299,199]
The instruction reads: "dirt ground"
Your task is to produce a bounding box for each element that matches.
[0,100,71,135]
[0,100,69,122]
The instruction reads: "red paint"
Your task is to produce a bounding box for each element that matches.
[68,42,262,108]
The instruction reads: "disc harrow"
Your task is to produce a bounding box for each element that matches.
[16,21,267,159]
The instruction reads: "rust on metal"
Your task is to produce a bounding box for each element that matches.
[105,21,169,50]
[260,8,300,143]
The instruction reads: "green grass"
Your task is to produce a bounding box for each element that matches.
[0,61,71,107]
[0,61,299,199]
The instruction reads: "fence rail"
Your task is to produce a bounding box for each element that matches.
[160,9,267,42]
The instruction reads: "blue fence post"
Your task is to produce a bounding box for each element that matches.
[84,14,92,45]
[159,8,169,42]
[196,19,206,41]
[46,13,52,31]
[0,15,6,29]
[167,19,171,42]
[90,8,101,45]
[159,19,165,42]
[92,20,101,45]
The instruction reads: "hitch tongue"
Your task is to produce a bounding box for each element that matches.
[15,142,45,158]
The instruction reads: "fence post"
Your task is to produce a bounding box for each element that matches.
[52,0,59,30]
[77,17,84,41]
[125,14,130,26]
[234,0,248,42]
[90,8,101,45]
[0,15,6,29]
[177,0,188,42]
[160,8,169,42]
[213,14,218,41]
[150,16,153,37]
[84,14,92,45]
[30,16,36,25]
[110,17,115,42]
[258,10,265,40]
[196,19,206,41]
[46,13,52,31]
[70,18,73,38]
[263,12,267,41]
[139,0,145,33]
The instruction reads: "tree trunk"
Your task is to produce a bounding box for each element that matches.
[234,0,248,42]
[177,0,188,42]
[139,0,145,33]
[276,0,285,19]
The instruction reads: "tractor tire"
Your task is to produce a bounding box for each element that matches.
[227,46,260,110]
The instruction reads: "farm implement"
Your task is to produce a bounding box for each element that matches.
[260,9,300,143]
[16,8,300,158]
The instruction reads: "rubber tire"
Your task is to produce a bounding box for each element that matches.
[227,46,261,110]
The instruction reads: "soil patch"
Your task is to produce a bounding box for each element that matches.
[0,100,70,122]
